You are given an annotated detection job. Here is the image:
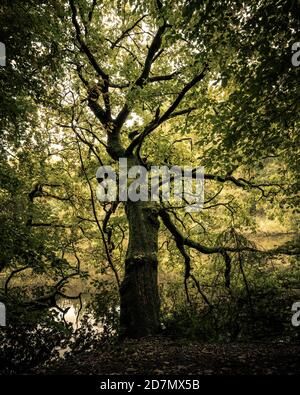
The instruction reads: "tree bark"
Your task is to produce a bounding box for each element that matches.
[119,200,161,338]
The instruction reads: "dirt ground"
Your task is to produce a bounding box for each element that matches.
[36,336,300,375]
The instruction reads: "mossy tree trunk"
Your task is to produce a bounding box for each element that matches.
[119,200,161,338]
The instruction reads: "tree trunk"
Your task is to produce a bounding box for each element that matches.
[119,200,161,338]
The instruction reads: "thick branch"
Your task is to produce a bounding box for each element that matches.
[109,72,180,89]
[69,0,111,119]
[160,210,300,256]
[69,0,108,81]
[5,266,30,295]
[126,64,208,155]
[110,14,148,49]
[160,211,212,307]
[114,22,168,133]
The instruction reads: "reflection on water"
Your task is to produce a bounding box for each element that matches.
[52,294,102,331]
[51,295,104,358]
[63,305,81,327]
[53,294,120,329]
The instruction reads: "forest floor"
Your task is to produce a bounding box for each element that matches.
[36,336,300,375]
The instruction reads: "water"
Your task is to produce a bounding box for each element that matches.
[53,294,102,331]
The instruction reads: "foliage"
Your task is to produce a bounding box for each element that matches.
[0,309,72,374]
[0,0,299,368]
[161,248,300,342]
